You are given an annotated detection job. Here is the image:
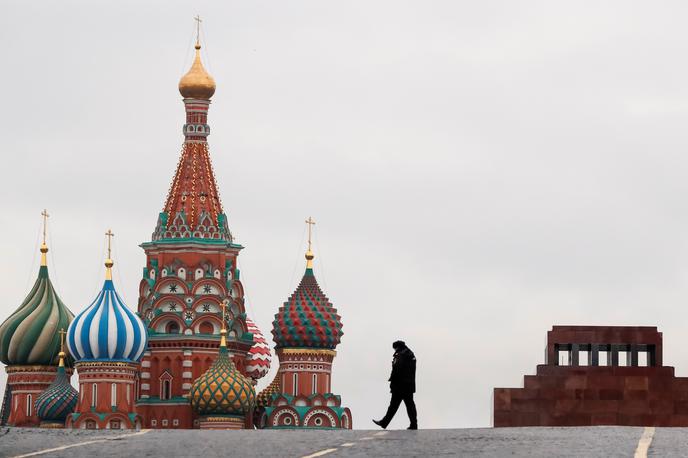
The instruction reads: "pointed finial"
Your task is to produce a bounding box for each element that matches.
[40,209,50,266]
[220,299,229,347]
[58,328,67,367]
[104,229,115,280]
[305,216,316,269]
[194,15,202,49]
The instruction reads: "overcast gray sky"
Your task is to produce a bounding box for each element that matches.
[3,1,688,429]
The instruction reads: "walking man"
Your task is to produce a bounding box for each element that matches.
[373,340,418,430]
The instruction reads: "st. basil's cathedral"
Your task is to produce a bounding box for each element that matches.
[0,27,352,431]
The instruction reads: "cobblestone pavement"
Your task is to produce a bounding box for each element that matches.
[0,425,678,457]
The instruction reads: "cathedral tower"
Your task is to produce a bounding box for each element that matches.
[66,230,147,430]
[135,21,269,429]
[0,211,74,427]
[256,219,352,429]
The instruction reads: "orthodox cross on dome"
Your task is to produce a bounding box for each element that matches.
[305,216,316,269]
[41,209,49,244]
[58,327,67,367]
[220,299,229,347]
[105,229,114,259]
[105,229,115,280]
[194,15,202,46]
[58,328,66,352]
[220,299,228,330]
[40,209,50,266]
[305,216,316,251]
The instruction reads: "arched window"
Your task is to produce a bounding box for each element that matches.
[199,321,214,335]
[312,374,318,395]
[26,394,32,417]
[293,373,299,397]
[161,380,171,400]
[92,383,98,408]
[111,383,117,407]
[166,322,180,334]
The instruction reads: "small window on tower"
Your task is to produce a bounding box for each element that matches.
[161,379,172,400]
[166,322,180,334]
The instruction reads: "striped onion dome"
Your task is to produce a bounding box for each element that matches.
[244,317,271,381]
[67,257,147,362]
[0,243,74,366]
[35,352,77,423]
[190,331,255,416]
[272,259,343,350]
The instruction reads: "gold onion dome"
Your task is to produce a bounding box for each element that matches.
[190,329,256,416]
[178,42,216,99]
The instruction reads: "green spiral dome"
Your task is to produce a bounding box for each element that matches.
[0,265,74,365]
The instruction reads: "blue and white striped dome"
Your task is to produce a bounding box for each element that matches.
[67,279,147,362]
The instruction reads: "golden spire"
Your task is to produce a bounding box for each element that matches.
[40,209,49,266]
[104,229,114,280]
[305,216,316,269]
[58,328,67,368]
[178,16,216,99]
[220,299,229,347]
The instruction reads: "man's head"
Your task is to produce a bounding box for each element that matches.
[392,340,406,351]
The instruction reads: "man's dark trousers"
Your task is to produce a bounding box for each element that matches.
[381,391,417,428]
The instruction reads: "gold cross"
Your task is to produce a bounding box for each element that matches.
[220,299,228,331]
[305,216,316,251]
[194,15,202,45]
[58,328,67,353]
[105,229,114,259]
[41,209,49,244]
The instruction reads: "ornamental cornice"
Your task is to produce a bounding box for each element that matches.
[6,365,64,374]
[277,348,337,357]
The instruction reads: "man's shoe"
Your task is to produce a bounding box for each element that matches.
[407,425,418,430]
[373,419,387,429]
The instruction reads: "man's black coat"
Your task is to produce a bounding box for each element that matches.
[389,346,416,394]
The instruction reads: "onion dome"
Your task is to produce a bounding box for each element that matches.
[35,332,77,424]
[0,235,74,366]
[256,375,281,408]
[244,317,271,381]
[272,237,343,350]
[67,233,147,362]
[190,312,255,416]
[178,40,216,99]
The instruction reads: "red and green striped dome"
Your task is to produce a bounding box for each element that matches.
[271,267,343,350]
